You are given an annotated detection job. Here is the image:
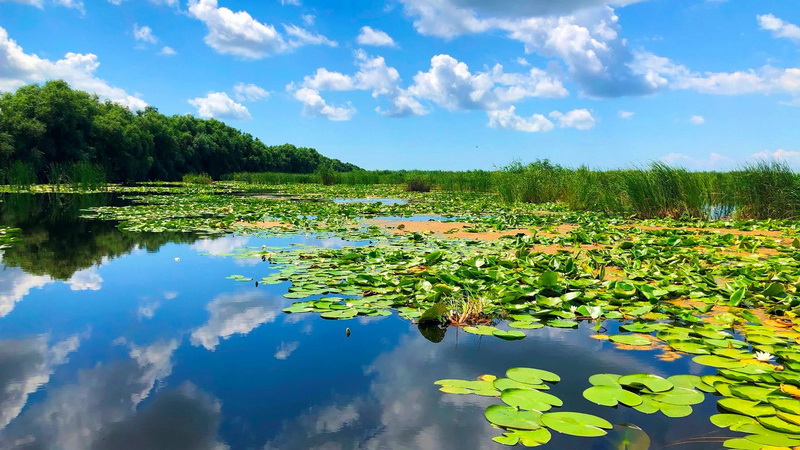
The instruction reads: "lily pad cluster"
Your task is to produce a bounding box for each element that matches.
[583,373,706,418]
[436,367,615,447]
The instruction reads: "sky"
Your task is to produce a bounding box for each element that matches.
[0,0,798,171]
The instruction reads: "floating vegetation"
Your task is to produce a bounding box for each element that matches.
[436,367,614,446]
[0,226,21,249]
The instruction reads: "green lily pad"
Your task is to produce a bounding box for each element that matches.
[659,403,693,418]
[618,374,673,393]
[718,398,776,417]
[501,388,563,411]
[692,355,747,368]
[540,412,613,437]
[609,334,652,346]
[494,329,526,340]
[583,385,643,407]
[758,415,800,435]
[589,373,622,387]
[493,428,552,447]
[507,368,561,384]
[655,387,705,406]
[710,414,758,429]
[493,378,549,391]
[484,405,543,430]
[464,325,499,336]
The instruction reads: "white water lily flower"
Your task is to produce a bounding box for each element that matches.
[588,306,603,320]
[569,305,578,314]
[754,351,774,362]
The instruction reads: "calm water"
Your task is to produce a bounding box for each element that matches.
[0,194,730,450]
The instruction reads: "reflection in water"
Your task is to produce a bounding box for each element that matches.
[190,291,284,351]
[0,344,226,450]
[0,193,198,280]
[0,335,80,429]
[0,265,51,318]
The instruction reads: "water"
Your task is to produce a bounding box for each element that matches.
[0,194,729,449]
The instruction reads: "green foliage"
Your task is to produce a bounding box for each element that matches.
[182,173,214,185]
[0,81,359,183]
[405,177,432,192]
[4,161,36,189]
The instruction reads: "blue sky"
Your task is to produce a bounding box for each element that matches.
[0,0,798,170]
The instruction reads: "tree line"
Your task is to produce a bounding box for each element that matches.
[0,80,359,183]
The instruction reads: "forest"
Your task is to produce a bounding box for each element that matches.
[0,80,359,183]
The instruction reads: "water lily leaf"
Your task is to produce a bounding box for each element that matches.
[659,403,693,418]
[589,373,622,387]
[669,341,710,354]
[547,320,578,328]
[540,412,612,437]
[633,396,660,414]
[692,355,747,368]
[509,321,545,330]
[655,387,705,406]
[619,374,673,393]
[770,397,800,415]
[718,398,776,417]
[494,378,549,391]
[729,385,777,402]
[507,367,561,384]
[319,309,358,320]
[745,432,800,447]
[501,388,563,410]
[609,334,652,346]
[667,375,703,389]
[464,325,498,336]
[583,385,642,407]
[777,411,800,426]
[493,428,552,447]
[758,415,800,434]
[722,438,763,449]
[494,329,526,340]
[602,423,650,450]
[484,405,543,430]
[711,414,758,429]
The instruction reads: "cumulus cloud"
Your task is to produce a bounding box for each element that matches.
[191,236,251,255]
[159,46,177,56]
[690,115,705,125]
[188,92,251,120]
[487,106,554,132]
[274,341,299,360]
[0,267,51,318]
[187,0,335,58]
[190,291,282,351]
[488,107,595,132]
[752,149,800,163]
[66,267,103,291]
[133,24,158,44]
[357,26,397,47]
[661,152,733,170]
[233,82,270,102]
[632,52,800,97]
[0,335,80,428]
[291,86,356,121]
[407,54,567,111]
[758,14,800,44]
[400,2,654,97]
[549,108,596,129]
[618,110,634,119]
[0,27,147,110]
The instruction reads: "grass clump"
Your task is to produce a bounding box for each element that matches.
[183,173,214,185]
[406,177,433,192]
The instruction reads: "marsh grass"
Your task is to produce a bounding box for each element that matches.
[4,161,36,190]
[228,160,800,219]
[182,173,214,185]
[70,162,107,190]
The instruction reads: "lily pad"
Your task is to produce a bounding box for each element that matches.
[484,405,543,430]
[540,412,613,437]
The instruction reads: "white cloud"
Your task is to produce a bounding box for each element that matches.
[400,3,654,97]
[188,92,251,120]
[690,115,705,125]
[280,0,300,5]
[357,26,397,47]
[752,149,800,163]
[108,0,179,6]
[187,0,334,58]
[661,152,732,170]
[301,68,356,91]
[66,267,103,291]
[301,14,315,26]
[159,46,177,56]
[291,87,356,121]
[488,106,595,132]
[0,268,51,318]
[618,110,634,119]
[515,57,530,66]
[487,106,554,132]
[4,0,84,12]
[190,291,281,351]
[133,24,158,44]
[0,27,147,110]
[549,108,596,130]
[273,341,299,360]
[191,235,250,255]
[233,82,270,102]
[758,14,800,44]
[408,54,566,111]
